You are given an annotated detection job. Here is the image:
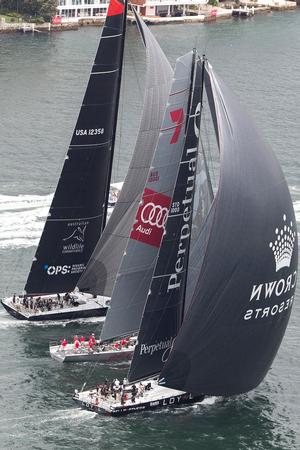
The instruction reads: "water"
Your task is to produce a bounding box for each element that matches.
[0,11,300,449]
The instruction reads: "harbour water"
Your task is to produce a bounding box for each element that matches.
[0,10,300,449]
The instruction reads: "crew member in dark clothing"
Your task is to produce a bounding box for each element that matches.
[131,384,138,403]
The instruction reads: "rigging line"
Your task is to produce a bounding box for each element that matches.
[202,25,214,60]
[200,105,219,195]
[115,55,125,181]
[114,24,145,181]
[101,2,127,230]
[193,21,201,52]
[127,25,144,102]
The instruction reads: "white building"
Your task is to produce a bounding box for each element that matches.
[57,0,208,20]
[57,0,110,19]
[131,0,208,18]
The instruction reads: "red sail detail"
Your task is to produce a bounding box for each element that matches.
[130,188,172,248]
[170,108,184,144]
[107,0,125,16]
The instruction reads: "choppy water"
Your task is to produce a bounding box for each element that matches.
[0,10,300,450]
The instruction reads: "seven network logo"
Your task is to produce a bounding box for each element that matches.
[269,214,296,272]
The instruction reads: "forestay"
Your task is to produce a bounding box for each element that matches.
[25,0,127,295]
[100,51,194,343]
[160,61,298,396]
[78,9,173,297]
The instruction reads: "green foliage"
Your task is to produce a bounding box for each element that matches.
[208,0,219,5]
[31,15,45,23]
[7,11,21,17]
[0,12,21,22]
[0,0,58,20]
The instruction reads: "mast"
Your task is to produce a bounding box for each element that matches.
[25,0,128,295]
[183,56,215,313]
[128,51,202,383]
[180,50,200,326]
[102,0,127,230]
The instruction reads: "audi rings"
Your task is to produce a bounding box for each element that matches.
[141,202,169,228]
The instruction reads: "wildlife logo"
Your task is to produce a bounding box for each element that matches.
[62,224,87,254]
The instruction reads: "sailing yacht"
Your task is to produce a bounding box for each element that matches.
[50,335,136,363]
[73,10,298,415]
[1,0,173,321]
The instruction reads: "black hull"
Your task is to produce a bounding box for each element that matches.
[73,393,205,416]
[1,300,107,322]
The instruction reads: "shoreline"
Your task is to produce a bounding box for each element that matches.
[0,2,297,33]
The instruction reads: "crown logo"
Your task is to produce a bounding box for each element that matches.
[269,214,296,272]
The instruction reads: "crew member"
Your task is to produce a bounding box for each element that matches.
[61,338,68,350]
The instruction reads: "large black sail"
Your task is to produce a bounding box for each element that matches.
[184,62,215,314]
[128,54,201,383]
[78,11,173,297]
[25,0,127,295]
[100,51,194,343]
[160,61,298,396]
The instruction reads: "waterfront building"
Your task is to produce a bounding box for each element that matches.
[57,0,208,20]
[57,0,110,19]
[130,0,208,18]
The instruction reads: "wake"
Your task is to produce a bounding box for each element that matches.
[0,194,299,250]
[0,309,105,330]
[0,193,52,249]
[294,200,300,222]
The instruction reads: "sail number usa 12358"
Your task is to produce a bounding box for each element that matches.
[75,128,104,136]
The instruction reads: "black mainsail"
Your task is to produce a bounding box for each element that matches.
[77,10,173,297]
[128,53,203,382]
[25,0,127,295]
[160,60,298,396]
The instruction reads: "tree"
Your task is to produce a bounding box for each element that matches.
[38,0,57,19]
[0,0,58,19]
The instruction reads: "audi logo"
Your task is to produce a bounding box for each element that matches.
[141,202,169,228]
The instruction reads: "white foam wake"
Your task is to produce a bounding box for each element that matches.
[294,200,300,222]
[0,193,53,249]
[0,309,105,329]
[0,193,299,250]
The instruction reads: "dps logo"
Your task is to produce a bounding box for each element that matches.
[44,265,71,276]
